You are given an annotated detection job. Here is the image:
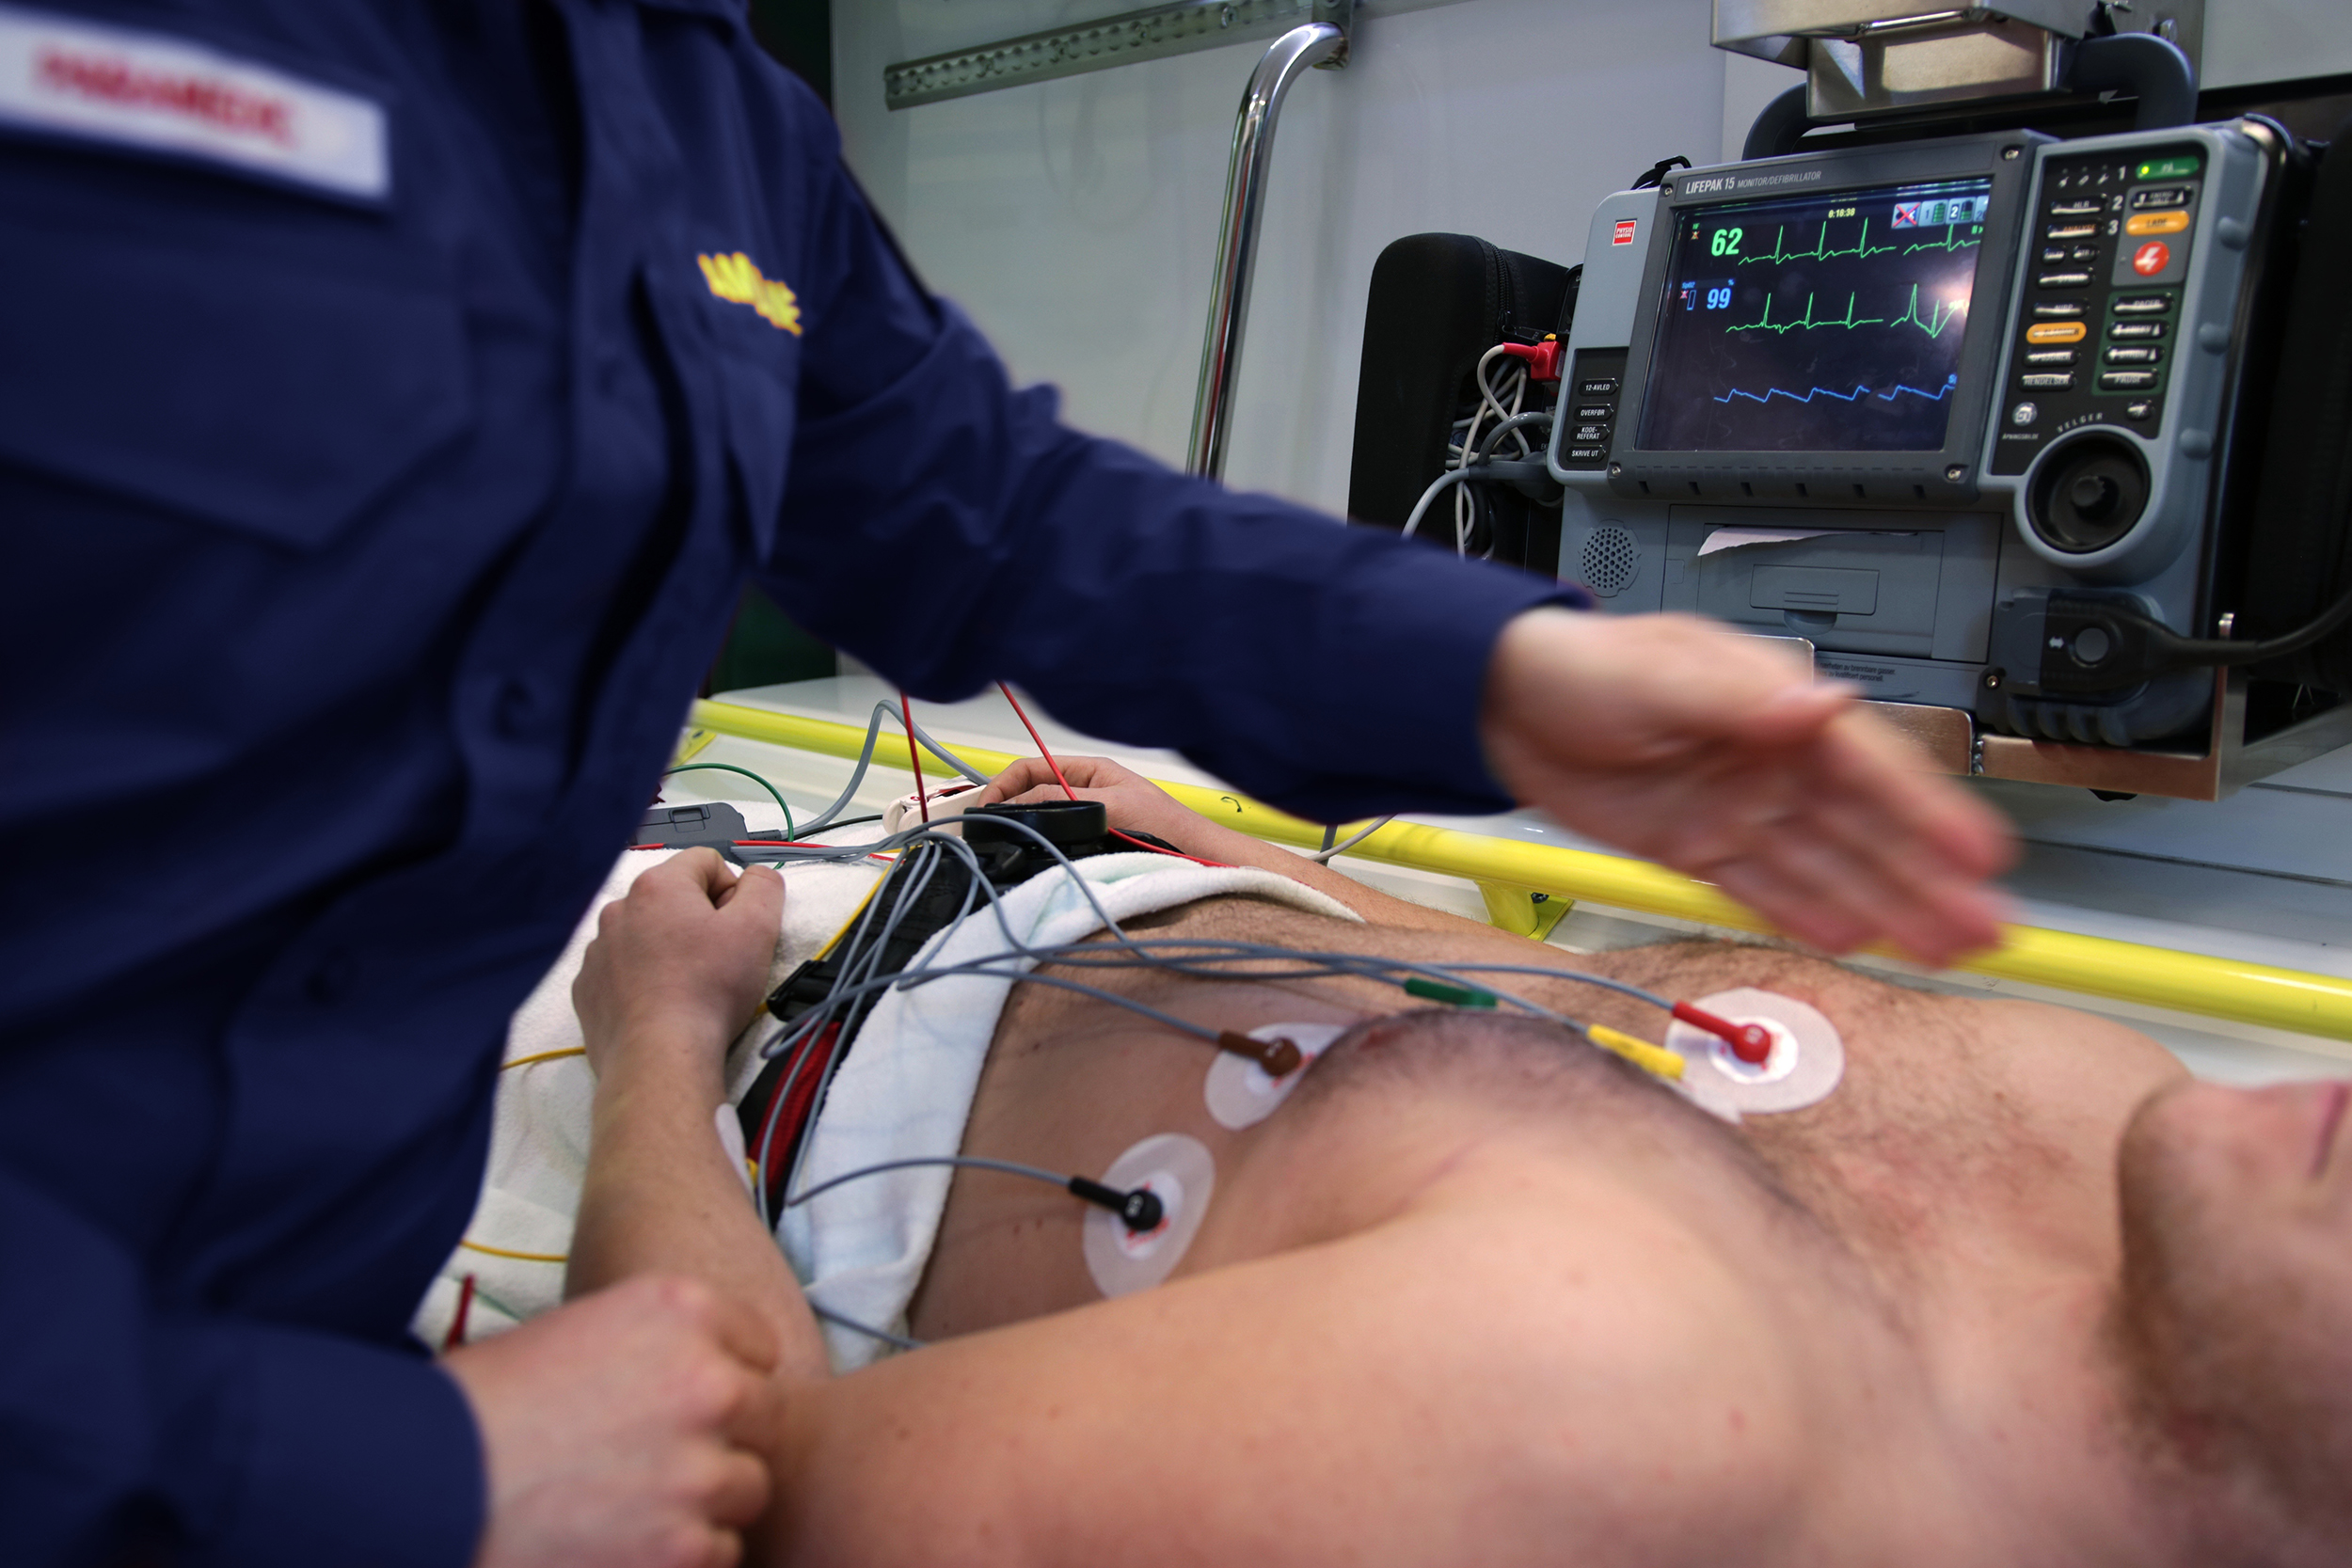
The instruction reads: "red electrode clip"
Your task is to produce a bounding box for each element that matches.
[1498,338,1564,383]
[1673,1003,1775,1066]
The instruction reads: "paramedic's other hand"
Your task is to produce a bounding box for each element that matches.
[576,848,784,1095]
[972,754,1196,843]
[450,1275,777,1568]
[1481,608,2014,966]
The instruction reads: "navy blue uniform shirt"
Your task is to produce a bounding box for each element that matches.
[0,1,1580,1561]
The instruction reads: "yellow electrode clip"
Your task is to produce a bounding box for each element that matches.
[1585,1024,1685,1083]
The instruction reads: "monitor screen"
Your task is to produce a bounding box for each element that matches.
[1635,176,1994,452]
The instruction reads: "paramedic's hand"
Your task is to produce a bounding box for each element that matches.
[972,754,1197,843]
[576,848,784,1097]
[1482,608,2014,965]
[449,1275,777,1568]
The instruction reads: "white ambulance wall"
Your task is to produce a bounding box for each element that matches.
[833,0,1736,510]
[2205,0,2352,89]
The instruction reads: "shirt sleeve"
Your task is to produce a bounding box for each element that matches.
[0,1167,485,1568]
[758,140,1588,826]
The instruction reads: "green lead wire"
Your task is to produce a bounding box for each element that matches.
[664,762,795,840]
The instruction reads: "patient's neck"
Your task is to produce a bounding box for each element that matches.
[1897,1244,2185,1563]
[1798,1132,2205,1567]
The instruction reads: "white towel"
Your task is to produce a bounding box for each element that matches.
[413,799,890,1348]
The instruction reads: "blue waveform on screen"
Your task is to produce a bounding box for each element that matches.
[1712,376,1957,407]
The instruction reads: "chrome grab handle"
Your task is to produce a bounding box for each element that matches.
[1185,21,1347,479]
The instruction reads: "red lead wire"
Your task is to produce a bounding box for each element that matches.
[899,691,929,822]
[998,681,1077,798]
[995,683,1222,867]
[443,1274,477,1352]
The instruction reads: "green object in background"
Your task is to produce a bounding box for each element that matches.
[708,584,837,693]
[748,0,831,103]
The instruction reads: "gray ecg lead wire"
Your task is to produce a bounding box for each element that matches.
[793,702,992,836]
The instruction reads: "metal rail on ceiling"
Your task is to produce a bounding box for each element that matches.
[884,0,1343,111]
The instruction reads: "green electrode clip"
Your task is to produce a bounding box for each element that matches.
[1402,978,1499,1007]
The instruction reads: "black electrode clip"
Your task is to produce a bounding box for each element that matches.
[1068,1175,1166,1233]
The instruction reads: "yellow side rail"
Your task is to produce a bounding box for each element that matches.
[691,699,2352,1045]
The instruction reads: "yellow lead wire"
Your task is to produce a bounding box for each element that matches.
[1586,1023,1685,1083]
[501,1046,587,1071]
[459,1239,568,1264]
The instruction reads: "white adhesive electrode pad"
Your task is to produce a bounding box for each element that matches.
[1663,988,1845,1118]
[1203,1022,1347,1130]
[1083,1132,1216,1297]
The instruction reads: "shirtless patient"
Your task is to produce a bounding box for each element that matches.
[558,756,2352,1568]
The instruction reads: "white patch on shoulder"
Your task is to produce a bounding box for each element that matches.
[0,4,388,199]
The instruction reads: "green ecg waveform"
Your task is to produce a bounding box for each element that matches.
[1728,283,1963,339]
[1889,283,1965,337]
[1735,219,1980,264]
[1739,219,1894,264]
[1900,224,1983,256]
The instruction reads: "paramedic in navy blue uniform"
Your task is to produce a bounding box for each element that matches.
[0,4,2013,1565]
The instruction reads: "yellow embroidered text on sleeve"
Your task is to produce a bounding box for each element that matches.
[696,251,802,335]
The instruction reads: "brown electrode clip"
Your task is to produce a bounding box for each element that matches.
[1216,1030,1303,1078]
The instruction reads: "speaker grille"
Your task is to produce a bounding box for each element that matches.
[1578,526,1639,596]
